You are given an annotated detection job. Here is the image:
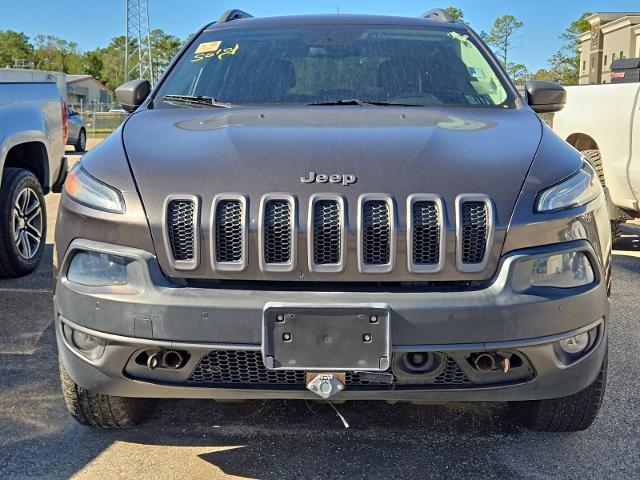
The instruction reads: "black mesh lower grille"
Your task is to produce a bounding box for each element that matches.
[313,200,341,265]
[215,200,243,263]
[264,200,292,264]
[167,200,195,261]
[461,202,488,264]
[412,201,440,265]
[346,358,469,386]
[187,350,471,388]
[362,200,390,265]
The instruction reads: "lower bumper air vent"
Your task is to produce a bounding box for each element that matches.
[187,350,472,389]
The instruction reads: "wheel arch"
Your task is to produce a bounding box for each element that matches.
[2,142,50,193]
[565,133,600,154]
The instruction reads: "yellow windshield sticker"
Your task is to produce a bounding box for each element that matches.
[195,41,222,54]
[191,42,240,62]
[218,43,239,59]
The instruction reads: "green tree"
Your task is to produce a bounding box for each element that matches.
[445,7,464,21]
[532,68,555,81]
[507,62,530,84]
[150,29,183,81]
[82,49,105,79]
[544,12,592,85]
[99,36,128,91]
[485,15,524,65]
[33,34,83,73]
[0,30,34,68]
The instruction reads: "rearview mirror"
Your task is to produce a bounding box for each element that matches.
[115,79,151,113]
[525,80,566,114]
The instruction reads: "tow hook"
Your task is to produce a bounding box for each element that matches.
[306,373,345,399]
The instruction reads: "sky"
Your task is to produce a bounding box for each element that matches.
[1,1,639,72]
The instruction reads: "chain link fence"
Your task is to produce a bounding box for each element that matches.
[67,102,129,138]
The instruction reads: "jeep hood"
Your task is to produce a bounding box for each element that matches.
[122,106,543,280]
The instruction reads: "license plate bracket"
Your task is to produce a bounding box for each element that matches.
[262,304,390,371]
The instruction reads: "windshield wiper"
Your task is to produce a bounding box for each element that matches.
[307,99,422,107]
[162,94,232,108]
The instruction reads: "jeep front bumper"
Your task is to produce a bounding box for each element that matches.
[55,239,608,402]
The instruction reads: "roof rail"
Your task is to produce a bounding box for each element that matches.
[420,8,455,22]
[218,9,253,23]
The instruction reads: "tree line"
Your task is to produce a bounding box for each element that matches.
[446,6,590,84]
[1,9,591,89]
[0,29,184,91]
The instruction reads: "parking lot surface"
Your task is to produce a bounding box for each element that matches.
[1,141,639,479]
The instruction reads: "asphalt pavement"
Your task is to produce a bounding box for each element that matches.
[0,141,639,478]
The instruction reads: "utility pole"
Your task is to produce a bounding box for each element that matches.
[125,0,154,84]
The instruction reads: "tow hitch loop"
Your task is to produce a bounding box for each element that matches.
[306,373,345,399]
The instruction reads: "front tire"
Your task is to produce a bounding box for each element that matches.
[510,349,607,432]
[59,360,156,428]
[75,128,87,152]
[0,168,46,278]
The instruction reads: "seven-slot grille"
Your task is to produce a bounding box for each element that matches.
[263,199,293,264]
[215,200,243,263]
[165,194,493,273]
[312,200,341,265]
[412,200,441,265]
[362,200,391,265]
[461,201,489,264]
[167,199,196,262]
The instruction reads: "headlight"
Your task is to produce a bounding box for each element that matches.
[67,250,129,286]
[513,251,595,290]
[64,164,125,213]
[536,161,601,213]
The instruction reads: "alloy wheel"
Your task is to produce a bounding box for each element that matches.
[12,187,43,260]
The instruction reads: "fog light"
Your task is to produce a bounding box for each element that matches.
[559,332,590,354]
[72,330,100,351]
[67,250,129,286]
[513,251,595,291]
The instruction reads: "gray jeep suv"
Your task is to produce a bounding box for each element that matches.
[54,9,611,431]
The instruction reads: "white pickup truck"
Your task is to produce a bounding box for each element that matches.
[552,83,640,236]
[0,81,68,277]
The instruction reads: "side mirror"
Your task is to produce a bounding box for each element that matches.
[525,80,566,113]
[115,79,151,113]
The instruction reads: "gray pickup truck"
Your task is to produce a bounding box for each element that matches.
[0,81,67,277]
[55,9,610,432]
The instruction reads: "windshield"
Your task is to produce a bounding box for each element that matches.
[156,24,514,108]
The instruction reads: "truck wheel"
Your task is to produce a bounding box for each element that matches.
[581,149,623,238]
[59,360,156,428]
[75,129,87,152]
[509,349,607,432]
[0,168,47,278]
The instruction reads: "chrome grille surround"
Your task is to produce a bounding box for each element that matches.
[161,192,497,276]
[259,194,296,272]
[211,194,247,272]
[307,194,346,273]
[407,194,445,273]
[455,194,494,273]
[357,194,395,274]
[163,195,199,270]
